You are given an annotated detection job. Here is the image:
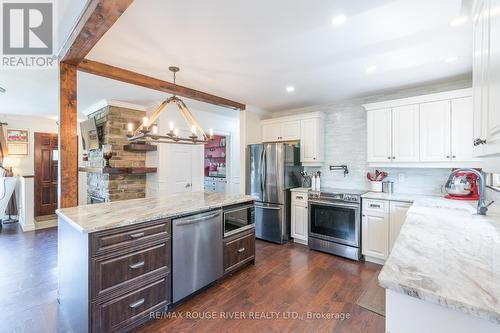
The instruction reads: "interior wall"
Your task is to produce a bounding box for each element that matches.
[146,105,241,195]
[239,108,264,194]
[269,79,473,195]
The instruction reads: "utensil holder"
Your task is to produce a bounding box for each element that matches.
[370,181,383,192]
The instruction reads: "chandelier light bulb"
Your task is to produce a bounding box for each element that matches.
[142,117,149,127]
[151,124,158,134]
[174,128,179,137]
[169,121,175,131]
[191,125,197,134]
[209,128,214,138]
[127,122,134,132]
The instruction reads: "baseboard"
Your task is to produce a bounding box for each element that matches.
[20,222,35,232]
[364,255,385,265]
[35,219,58,230]
[293,238,308,246]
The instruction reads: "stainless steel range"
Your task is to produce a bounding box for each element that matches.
[308,188,365,261]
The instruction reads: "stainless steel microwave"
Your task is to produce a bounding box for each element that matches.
[223,204,255,237]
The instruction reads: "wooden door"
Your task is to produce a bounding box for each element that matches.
[392,105,420,162]
[34,133,58,217]
[419,100,451,162]
[280,121,300,141]
[367,108,392,162]
[261,123,281,142]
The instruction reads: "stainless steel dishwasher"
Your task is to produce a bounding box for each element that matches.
[172,209,223,303]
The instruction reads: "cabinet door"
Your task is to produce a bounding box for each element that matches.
[362,212,389,260]
[486,0,500,155]
[300,118,323,163]
[389,201,411,252]
[451,97,476,161]
[472,0,489,156]
[291,203,308,243]
[367,109,392,162]
[281,121,300,141]
[262,123,281,142]
[392,105,420,162]
[420,100,451,161]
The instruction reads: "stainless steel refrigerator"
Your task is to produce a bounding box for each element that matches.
[247,143,303,244]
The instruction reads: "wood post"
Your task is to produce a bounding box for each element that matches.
[59,63,78,208]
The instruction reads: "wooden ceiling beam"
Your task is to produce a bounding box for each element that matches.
[59,0,135,65]
[78,59,246,110]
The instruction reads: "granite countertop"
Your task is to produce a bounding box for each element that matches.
[378,197,500,324]
[361,191,442,202]
[56,192,256,233]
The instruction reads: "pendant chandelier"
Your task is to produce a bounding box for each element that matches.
[126,66,214,144]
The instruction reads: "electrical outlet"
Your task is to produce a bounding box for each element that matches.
[398,173,406,182]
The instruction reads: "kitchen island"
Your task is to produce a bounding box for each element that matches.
[378,197,500,333]
[56,192,255,333]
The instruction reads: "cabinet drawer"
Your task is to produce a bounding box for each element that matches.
[223,233,255,273]
[91,220,170,256]
[91,241,170,299]
[92,278,169,333]
[362,199,386,213]
[292,192,308,203]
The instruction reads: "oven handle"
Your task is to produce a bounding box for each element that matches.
[308,200,360,209]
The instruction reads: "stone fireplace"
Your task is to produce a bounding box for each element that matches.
[84,105,149,203]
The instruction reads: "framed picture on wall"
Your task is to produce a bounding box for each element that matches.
[7,129,29,155]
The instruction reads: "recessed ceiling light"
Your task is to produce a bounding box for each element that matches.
[332,15,347,25]
[445,56,458,63]
[366,66,377,74]
[450,16,468,27]
[286,86,295,93]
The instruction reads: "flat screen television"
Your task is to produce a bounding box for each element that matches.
[80,118,101,150]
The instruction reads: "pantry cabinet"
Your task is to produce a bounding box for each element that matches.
[364,89,478,166]
[261,112,325,166]
[472,0,500,157]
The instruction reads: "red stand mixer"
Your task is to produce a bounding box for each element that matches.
[444,170,480,201]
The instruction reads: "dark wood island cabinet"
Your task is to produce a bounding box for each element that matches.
[56,193,255,333]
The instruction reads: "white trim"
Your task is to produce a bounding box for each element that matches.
[363,88,473,111]
[261,111,325,124]
[368,162,482,169]
[81,99,147,116]
[364,255,385,265]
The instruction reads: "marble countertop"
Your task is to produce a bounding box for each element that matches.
[290,187,311,193]
[56,192,256,233]
[378,197,500,324]
[361,191,442,202]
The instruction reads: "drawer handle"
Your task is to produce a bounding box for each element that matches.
[129,298,145,309]
[237,247,246,253]
[369,204,381,208]
[129,261,145,269]
[129,232,145,239]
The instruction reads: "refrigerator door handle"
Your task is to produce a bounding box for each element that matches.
[260,148,265,192]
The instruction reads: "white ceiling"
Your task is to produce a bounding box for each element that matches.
[0,0,472,117]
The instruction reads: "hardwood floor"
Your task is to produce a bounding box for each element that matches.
[136,241,385,333]
[0,224,384,333]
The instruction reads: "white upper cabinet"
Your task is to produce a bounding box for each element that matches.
[261,112,325,166]
[262,123,282,142]
[364,89,478,166]
[392,105,420,162]
[281,121,301,141]
[452,97,475,161]
[367,109,392,162]
[420,101,451,162]
[300,117,324,164]
[473,0,500,157]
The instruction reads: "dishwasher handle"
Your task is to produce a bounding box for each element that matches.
[175,211,221,226]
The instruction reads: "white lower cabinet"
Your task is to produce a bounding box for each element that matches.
[362,200,389,261]
[389,201,412,252]
[362,199,412,263]
[291,192,308,245]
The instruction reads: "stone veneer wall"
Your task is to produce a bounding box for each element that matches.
[86,106,147,203]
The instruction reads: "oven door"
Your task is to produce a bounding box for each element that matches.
[308,200,360,247]
[223,204,255,237]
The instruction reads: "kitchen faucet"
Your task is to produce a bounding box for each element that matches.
[445,168,488,215]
